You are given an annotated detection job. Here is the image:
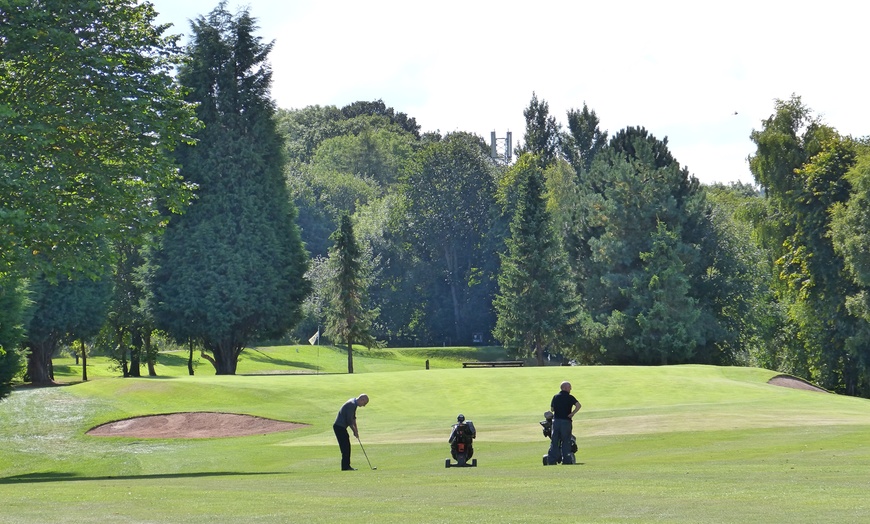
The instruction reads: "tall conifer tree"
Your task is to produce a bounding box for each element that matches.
[152,4,309,375]
[494,155,580,365]
[325,215,377,374]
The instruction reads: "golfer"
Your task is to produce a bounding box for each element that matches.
[547,381,581,465]
[333,394,369,471]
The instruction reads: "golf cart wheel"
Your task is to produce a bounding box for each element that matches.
[472,459,477,467]
[445,459,450,468]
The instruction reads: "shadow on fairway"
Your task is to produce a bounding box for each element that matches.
[0,471,289,484]
[242,349,321,371]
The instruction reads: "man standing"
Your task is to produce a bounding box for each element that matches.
[547,381,581,465]
[333,394,369,471]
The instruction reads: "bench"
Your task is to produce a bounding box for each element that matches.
[462,361,524,368]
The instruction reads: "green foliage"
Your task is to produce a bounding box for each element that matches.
[277,100,419,165]
[748,96,866,394]
[0,273,28,399]
[340,99,421,138]
[311,127,415,187]
[494,155,580,364]
[0,0,199,278]
[561,102,608,173]
[23,273,112,384]
[325,215,378,373]
[152,3,310,374]
[572,127,739,365]
[515,92,561,166]
[829,144,870,394]
[287,164,380,257]
[401,132,501,344]
[705,184,785,369]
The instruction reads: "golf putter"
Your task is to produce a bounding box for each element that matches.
[356,436,377,470]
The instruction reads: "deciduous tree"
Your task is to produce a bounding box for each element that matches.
[402,133,500,344]
[0,0,199,278]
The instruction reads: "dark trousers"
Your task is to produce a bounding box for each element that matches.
[547,418,574,465]
[333,424,352,470]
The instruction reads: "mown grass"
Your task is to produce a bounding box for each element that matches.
[3,346,870,523]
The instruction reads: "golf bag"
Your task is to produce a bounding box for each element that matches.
[540,410,577,465]
[446,414,477,468]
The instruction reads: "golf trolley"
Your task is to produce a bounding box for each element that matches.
[445,414,477,468]
[540,410,577,465]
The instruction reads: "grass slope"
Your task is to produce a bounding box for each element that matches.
[3,347,870,523]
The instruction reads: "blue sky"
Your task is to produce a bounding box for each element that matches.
[145,0,870,185]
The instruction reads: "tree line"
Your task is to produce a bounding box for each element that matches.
[2,1,870,399]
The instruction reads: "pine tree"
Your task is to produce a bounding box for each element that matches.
[325,215,377,374]
[152,4,310,375]
[493,155,580,365]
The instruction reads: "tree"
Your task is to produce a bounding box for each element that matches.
[572,127,733,365]
[401,133,501,344]
[23,273,111,385]
[562,103,608,174]
[0,0,199,279]
[493,155,580,365]
[515,93,561,167]
[102,239,160,378]
[152,4,310,375]
[749,95,862,393]
[340,99,421,139]
[325,215,377,374]
[0,274,28,399]
[831,144,870,395]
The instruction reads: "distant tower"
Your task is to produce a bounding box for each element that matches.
[490,130,513,164]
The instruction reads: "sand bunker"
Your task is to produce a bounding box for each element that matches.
[767,374,828,393]
[87,412,307,439]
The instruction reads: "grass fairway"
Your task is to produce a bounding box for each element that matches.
[2,347,870,523]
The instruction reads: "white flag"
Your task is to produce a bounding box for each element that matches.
[308,330,320,345]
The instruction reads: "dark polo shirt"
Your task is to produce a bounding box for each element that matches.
[551,390,579,419]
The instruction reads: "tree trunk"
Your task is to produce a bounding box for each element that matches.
[26,342,56,385]
[129,329,142,377]
[145,330,157,376]
[444,244,463,343]
[210,342,238,375]
[535,337,545,366]
[347,340,354,374]
[188,339,195,376]
[81,340,88,382]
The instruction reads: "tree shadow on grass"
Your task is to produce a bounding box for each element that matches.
[240,348,321,372]
[0,471,290,484]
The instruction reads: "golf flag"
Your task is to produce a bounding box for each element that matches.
[308,329,320,345]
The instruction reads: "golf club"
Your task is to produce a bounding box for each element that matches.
[356,436,377,470]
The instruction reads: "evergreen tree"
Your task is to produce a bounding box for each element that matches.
[493,155,580,365]
[575,127,733,365]
[325,215,377,374]
[515,93,561,167]
[562,103,608,174]
[152,4,310,375]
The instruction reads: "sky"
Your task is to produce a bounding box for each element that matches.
[144,0,870,185]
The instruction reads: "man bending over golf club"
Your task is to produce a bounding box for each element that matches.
[547,381,581,465]
[333,394,369,471]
